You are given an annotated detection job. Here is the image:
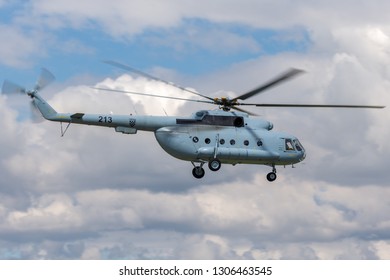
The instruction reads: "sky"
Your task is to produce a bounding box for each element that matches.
[1,0,390,259]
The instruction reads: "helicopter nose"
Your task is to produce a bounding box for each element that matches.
[293,138,306,162]
[300,149,306,161]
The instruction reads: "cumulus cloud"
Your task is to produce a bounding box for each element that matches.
[27,0,184,37]
[22,1,390,35]
[0,24,44,67]
[2,170,390,259]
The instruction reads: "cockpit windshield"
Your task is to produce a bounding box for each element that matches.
[293,139,304,152]
[285,138,305,152]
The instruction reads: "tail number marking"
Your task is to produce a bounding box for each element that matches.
[98,116,113,123]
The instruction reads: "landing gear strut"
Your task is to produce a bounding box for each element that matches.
[191,162,205,179]
[266,165,277,182]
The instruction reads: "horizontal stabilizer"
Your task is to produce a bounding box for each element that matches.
[71,113,85,119]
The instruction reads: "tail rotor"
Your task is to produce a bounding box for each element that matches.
[2,68,56,122]
[2,68,55,98]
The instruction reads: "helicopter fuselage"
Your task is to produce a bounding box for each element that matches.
[35,92,305,180]
[154,110,305,167]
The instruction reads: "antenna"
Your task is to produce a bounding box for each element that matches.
[132,104,138,115]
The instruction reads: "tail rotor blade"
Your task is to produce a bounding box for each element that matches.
[30,100,44,122]
[35,68,55,91]
[1,80,26,95]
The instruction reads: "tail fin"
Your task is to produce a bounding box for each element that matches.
[32,93,58,120]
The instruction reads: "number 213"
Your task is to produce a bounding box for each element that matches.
[98,116,112,123]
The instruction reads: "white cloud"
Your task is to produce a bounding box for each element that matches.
[27,0,184,37]
[0,24,44,67]
[23,1,390,35]
[6,194,82,231]
[141,24,262,55]
[2,175,389,259]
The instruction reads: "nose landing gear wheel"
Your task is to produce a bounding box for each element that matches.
[208,159,221,171]
[192,166,205,179]
[266,172,277,182]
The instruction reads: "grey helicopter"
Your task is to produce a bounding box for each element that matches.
[1,61,385,181]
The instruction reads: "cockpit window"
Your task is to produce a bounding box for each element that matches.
[293,139,304,152]
[285,139,295,151]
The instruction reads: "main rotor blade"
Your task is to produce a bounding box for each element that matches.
[239,103,385,109]
[231,105,258,116]
[234,68,305,101]
[103,60,215,102]
[92,87,215,105]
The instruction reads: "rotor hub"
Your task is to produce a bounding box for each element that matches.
[213,97,240,111]
[27,90,37,98]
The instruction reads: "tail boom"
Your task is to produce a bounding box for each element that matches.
[32,93,176,132]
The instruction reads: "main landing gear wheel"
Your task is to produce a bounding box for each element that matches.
[192,166,205,179]
[266,165,277,182]
[266,172,277,182]
[208,159,221,172]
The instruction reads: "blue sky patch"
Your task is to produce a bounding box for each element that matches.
[0,6,311,85]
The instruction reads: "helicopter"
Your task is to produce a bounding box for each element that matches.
[1,62,385,181]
